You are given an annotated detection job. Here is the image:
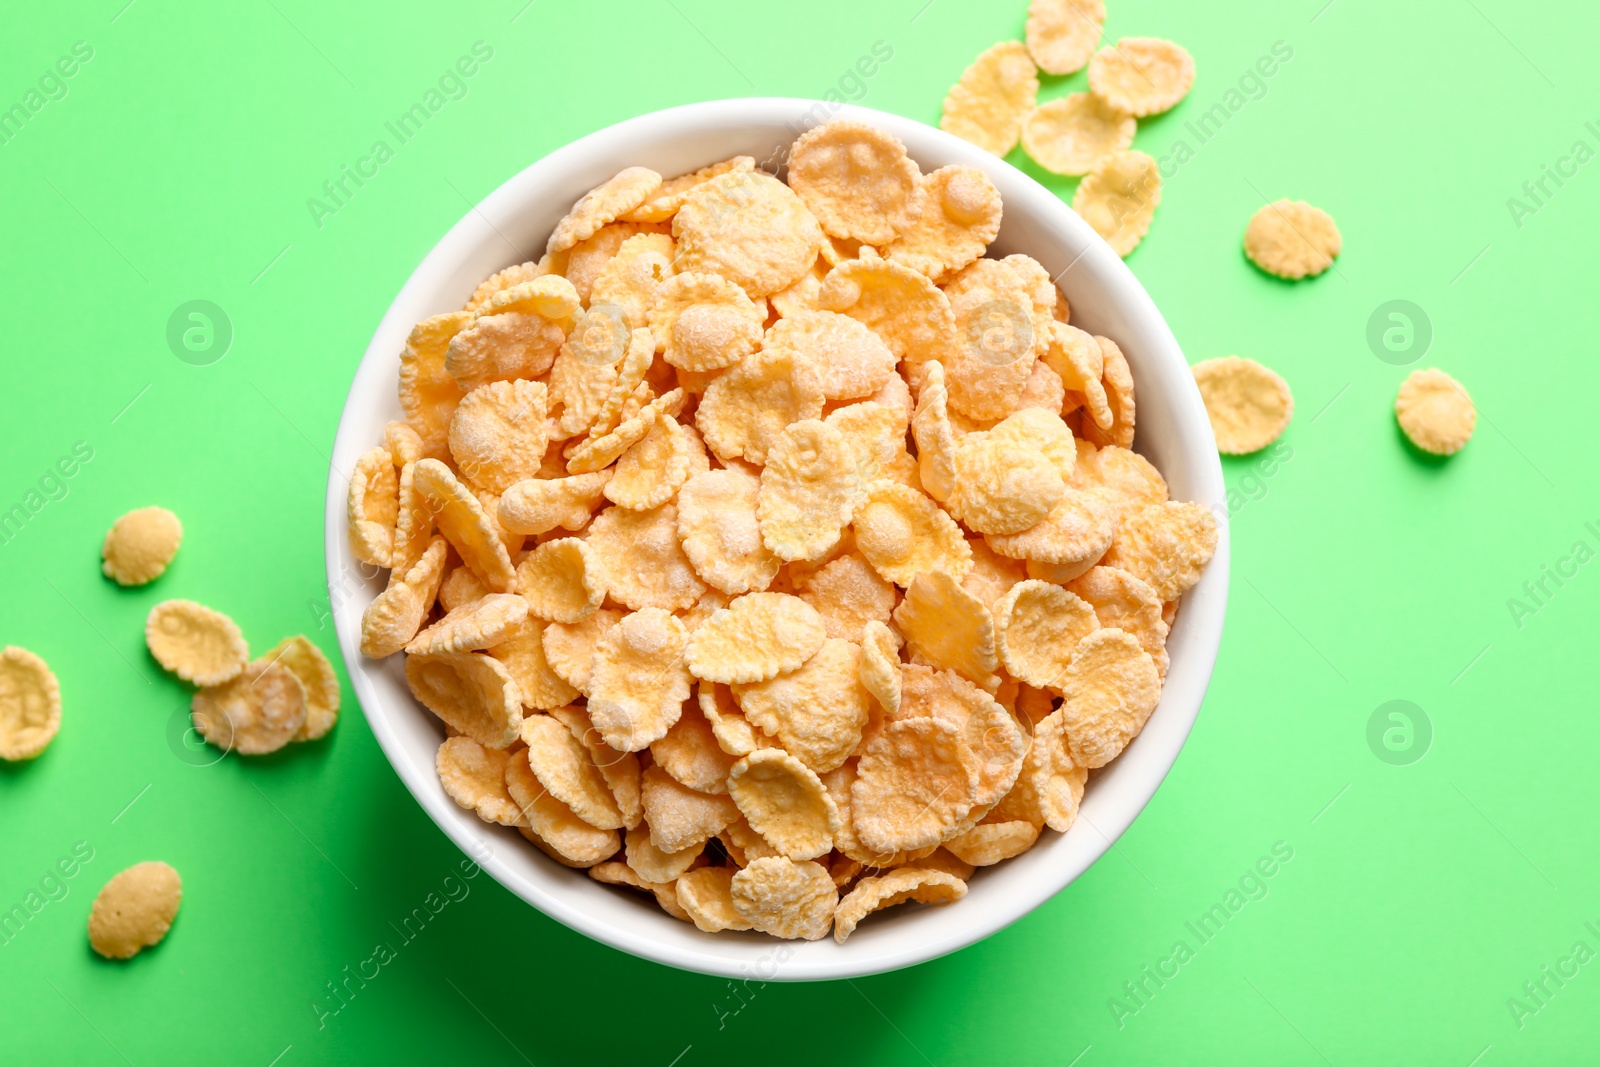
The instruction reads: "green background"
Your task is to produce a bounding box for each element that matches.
[3,0,1595,1062]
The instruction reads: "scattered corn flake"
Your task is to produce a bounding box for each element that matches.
[853,717,979,854]
[447,379,550,493]
[757,419,866,563]
[523,712,626,830]
[696,346,824,465]
[405,650,523,749]
[685,591,826,685]
[734,638,869,774]
[398,311,472,453]
[728,748,840,860]
[360,537,447,658]
[506,750,620,867]
[1101,501,1218,601]
[833,866,967,943]
[1244,199,1342,280]
[1192,356,1294,455]
[101,506,184,589]
[191,659,307,755]
[145,599,249,686]
[620,155,755,224]
[886,165,1003,280]
[1025,0,1105,74]
[0,646,60,761]
[1088,37,1195,117]
[798,553,895,641]
[586,608,692,752]
[547,167,662,255]
[540,607,621,694]
[1059,627,1160,767]
[651,697,738,795]
[893,571,1000,691]
[819,254,961,376]
[412,459,516,593]
[406,592,528,656]
[88,862,182,960]
[1396,367,1476,456]
[265,636,340,742]
[699,682,762,757]
[587,503,706,612]
[673,170,824,298]
[765,310,896,401]
[787,120,920,245]
[436,736,523,826]
[993,579,1098,689]
[497,471,610,536]
[940,41,1040,156]
[853,480,972,587]
[1022,92,1135,176]
[650,271,764,372]
[676,467,781,596]
[677,866,755,933]
[516,538,606,623]
[1073,150,1162,257]
[910,361,958,502]
[730,856,837,940]
[640,763,739,854]
[606,414,693,510]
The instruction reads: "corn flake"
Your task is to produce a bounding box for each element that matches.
[1192,356,1294,454]
[399,311,472,453]
[547,167,662,255]
[346,450,398,567]
[145,599,248,686]
[498,471,610,536]
[765,310,896,401]
[265,635,340,742]
[606,415,693,510]
[699,682,762,757]
[757,419,866,563]
[946,820,1040,866]
[993,706,1085,830]
[1059,628,1160,767]
[910,361,958,502]
[787,120,920,245]
[1073,150,1162,257]
[640,763,739,854]
[516,538,606,623]
[585,607,692,752]
[1025,0,1105,75]
[696,346,824,465]
[728,748,840,860]
[522,712,626,830]
[412,459,516,593]
[0,647,60,761]
[651,697,738,794]
[88,862,182,960]
[549,704,642,827]
[447,379,550,493]
[858,620,903,717]
[673,170,823,298]
[1101,501,1218,601]
[625,823,701,883]
[892,571,1000,691]
[437,736,523,825]
[819,254,961,375]
[685,591,826,684]
[853,480,972,587]
[949,432,1065,535]
[676,866,754,932]
[649,271,764,372]
[941,41,1040,156]
[406,650,523,749]
[730,856,837,940]
[885,165,1003,280]
[191,659,307,755]
[1022,92,1135,176]
[506,750,620,867]
[853,717,979,854]
[587,503,705,612]
[446,305,570,394]
[734,638,869,773]
[540,607,621,695]
[1396,367,1475,456]
[993,579,1098,689]
[798,553,895,641]
[360,537,447,658]
[621,155,754,224]
[1244,199,1342,280]
[833,867,967,943]
[1088,37,1195,117]
[676,468,781,595]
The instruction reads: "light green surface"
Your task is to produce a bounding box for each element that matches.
[2,0,1596,1062]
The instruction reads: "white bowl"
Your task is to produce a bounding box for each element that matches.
[325,98,1228,981]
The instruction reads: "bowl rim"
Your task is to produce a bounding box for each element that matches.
[324,97,1229,981]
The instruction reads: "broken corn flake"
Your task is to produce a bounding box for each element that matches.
[1192,356,1294,455]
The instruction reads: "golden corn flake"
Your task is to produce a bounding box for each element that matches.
[1073,150,1162,258]
[730,856,837,940]
[1067,565,1168,666]
[360,537,447,659]
[550,315,625,436]
[649,271,764,372]
[588,327,654,439]
[893,571,1000,691]
[383,420,425,466]
[1244,199,1342,280]
[436,736,523,825]
[673,170,823,298]
[853,480,972,587]
[734,638,869,773]
[145,599,249,686]
[940,41,1040,156]
[770,257,827,319]
[625,823,701,884]
[587,503,705,612]
[1019,357,1066,414]
[696,346,824,465]
[900,665,1025,812]
[412,459,516,593]
[590,233,676,330]
[676,866,754,933]
[916,849,977,883]
[447,379,550,493]
[1192,356,1294,455]
[497,471,610,535]
[103,505,184,586]
[1059,627,1160,767]
[853,717,979,854]
[757,419,865,563]
[819,254,961,375]
[345,450,399,567]
[591,858,685,918]
[522,712,626,830]
[586,608,692,752]
[540,607,621,695]
[1101,501,1218,601]
[650,697,738,795]
[0,646,61,761]
[1025,0,1105,75]
[445,304,570,394]
[676,468,781,596]
[885,165,1003,280]
[946,820,1040,866]
[490,615,580,710]
[685,591,826,685]
[858,620,903,717]
[728,748,840,860]
[464,260,547,313]
[482,274,583,321]
[558,222,659,306]
[640,763,739,854]
[787,120,920,246]
[547,167,662,255]
[516,538,605,623]
[826,402,908,489]
[506,751,620,867]
[1042,321,1110,430]
[993,579,1098,689]
[405,650,523,749]
[399,311,472,453]
[606,415,693,511]
[987,488,1118,580]
[88,862,182,960]
[1396,367,1476,456]
[1078,445,1168,522]
[564,387,679,475]
[621,155,755,224]
[765,310,896,401]
[798,553,895,641]
[407,592,528,657]
[833,866,967,943]
[191,659,306,755]
[699,682,761,757]
[265,636,340,742]
[959,536,1026,612]
[1080,335,1136,448]
[991,407,1078,482]
[1088,37,1195,117]
[1022,93,1136,176]
[390,461,435,574]
[993,707,1085,831]
[949,432,1065,536]
[910,360,958,502]
[549,704,643,827]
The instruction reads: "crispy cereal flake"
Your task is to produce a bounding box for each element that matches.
[833,867,967,943]
[405,650,523,749]
[853,717,979,854]
[547,167,662,255]
[649,271,764,372]
[676,468,781,595]
[517,538,606,622]
[587,503,706,612]
[1244,200,1342,280]
[730,856,837,940]
[673,170,823,298]
[145,600,248,686]
[1025,0,1105,74]
[885,165,1003,280]
[1073,150,1162,257]
[1395,368,1475,455]
[941,41,1040,156]
[727,748,840,860]
[448,379,550,492]
[696,346,824,465]
[787,120,920,245]
[853,480,972,587]
[734,638,869,773]
[993,579,1099,688]
[1101,501,1218,601]
[103,506,184,585]
[0,646,60,761]
[1022,93,1135,176]
[88,862,182,959]
[758,419,866,563]
[586,608,693,752]
[266,636,340,741]
[1192,356,1294,454]
[1088,37,1195,117]
[436,736,522,825]
[892,571,1000,690]
[686,592,826,685]
[1058,627,1160,767]
[191,659,307,755]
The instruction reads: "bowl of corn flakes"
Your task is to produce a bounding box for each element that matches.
[326,98,1227,980]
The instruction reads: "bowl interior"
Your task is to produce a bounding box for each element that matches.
[325,98,1228,981]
